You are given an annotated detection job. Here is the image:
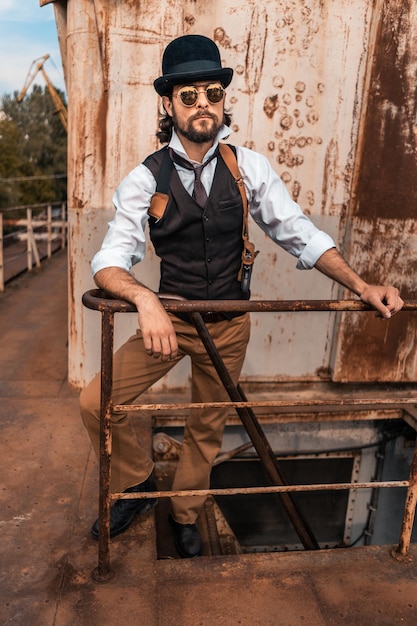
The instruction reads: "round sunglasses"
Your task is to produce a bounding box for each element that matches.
[175,83,225,107]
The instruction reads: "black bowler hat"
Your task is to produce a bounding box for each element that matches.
[154,34,233,96]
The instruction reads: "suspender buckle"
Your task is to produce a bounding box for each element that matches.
[240,263,253,293]
[238,241,258,294]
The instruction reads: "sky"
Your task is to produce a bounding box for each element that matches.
[0,1,66,101]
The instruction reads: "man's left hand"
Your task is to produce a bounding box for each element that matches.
[359,285,404,319]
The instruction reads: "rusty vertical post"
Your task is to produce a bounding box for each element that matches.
[392,439,417,562]
[26,208,40,271]
[61,203,66,250]
[92,309,115,582]
[47,205,52,259]
[27,208,33,272]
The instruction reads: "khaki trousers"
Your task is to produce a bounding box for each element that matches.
[79,312,250,524]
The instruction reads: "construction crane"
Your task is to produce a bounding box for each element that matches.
[17,54,68,132]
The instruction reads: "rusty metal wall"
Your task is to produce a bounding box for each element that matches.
[330,0,417,382]
[55,0,416,389]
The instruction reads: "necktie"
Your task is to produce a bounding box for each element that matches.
[169,148,218,208]
[192,164,207,207]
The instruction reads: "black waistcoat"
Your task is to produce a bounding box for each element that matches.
[143,146,248,302]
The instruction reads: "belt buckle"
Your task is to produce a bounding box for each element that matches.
[202,311,221,323]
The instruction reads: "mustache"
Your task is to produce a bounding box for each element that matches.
[190,112,217,122]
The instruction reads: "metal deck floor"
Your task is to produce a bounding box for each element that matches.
[1,249,417,626]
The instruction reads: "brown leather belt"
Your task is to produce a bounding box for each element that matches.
[174,311,246,324]
[199,312,226,323]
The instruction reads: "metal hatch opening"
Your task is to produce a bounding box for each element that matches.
[209,454,357,552]
[154,419,417,559]
[153,433,362,558]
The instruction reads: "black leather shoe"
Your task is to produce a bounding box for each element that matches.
[91,475,157,540]
[169,514,202,558]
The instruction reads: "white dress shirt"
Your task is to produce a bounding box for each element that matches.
[91,126,335,276]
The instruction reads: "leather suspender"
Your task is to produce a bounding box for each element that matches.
[147,148,172,220]
[218,143,258,292]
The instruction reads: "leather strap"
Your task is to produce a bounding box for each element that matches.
[218,143,258,280]
[147,148,172,220]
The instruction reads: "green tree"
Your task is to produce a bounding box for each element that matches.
[0,118,22,207]
[0,85,67,209]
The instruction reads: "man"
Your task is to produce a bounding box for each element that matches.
[80,34,403,558]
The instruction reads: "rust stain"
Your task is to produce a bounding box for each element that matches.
[263,71,324,209]
[321,138,338,215]
[334,214,417,381]
[333,311,417,383]
[244,7,268,95]
[96,91,108,179]
[71,105,88,210]
[68,230,78,368]
[263,94,279,118]
[343,217,417,299]
[93,0,112,92]
[274,1,325,56]
[355,1,417,220]
[213,27,234,50]
[333,2,417,383]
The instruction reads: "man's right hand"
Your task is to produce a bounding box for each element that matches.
[136,290,178,361]
[94,266,178,361]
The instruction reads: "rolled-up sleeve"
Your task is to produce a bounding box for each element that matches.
[236,146,336,270]
[91,164,156,276]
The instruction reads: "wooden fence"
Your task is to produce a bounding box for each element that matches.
[0,203,67,292]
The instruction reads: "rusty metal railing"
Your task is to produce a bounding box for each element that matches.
[82,289,417,582]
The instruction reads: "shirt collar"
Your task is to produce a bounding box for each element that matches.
[169,125,232,165]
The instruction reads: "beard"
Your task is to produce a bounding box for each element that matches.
[172,110,222,144]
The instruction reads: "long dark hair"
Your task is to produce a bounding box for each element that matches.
[156,107,233,144]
